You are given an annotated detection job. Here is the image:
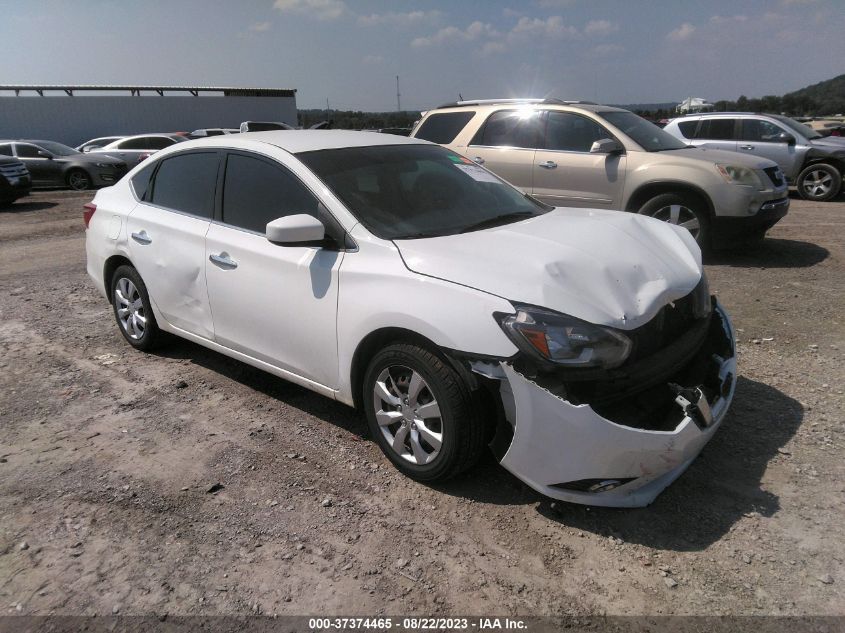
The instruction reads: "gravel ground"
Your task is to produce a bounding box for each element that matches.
[0,189,843,618]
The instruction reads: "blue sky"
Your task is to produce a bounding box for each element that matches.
[2,0,843,111]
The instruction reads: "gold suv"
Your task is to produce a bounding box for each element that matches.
[411,98,790,249]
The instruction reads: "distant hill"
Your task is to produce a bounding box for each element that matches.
[783,74,845,116]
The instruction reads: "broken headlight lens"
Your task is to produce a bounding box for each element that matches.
[497,306,632,369]
[716,164,763,188]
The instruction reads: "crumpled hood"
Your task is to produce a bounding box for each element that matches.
[395,209,703,330]
[809,136,845,151]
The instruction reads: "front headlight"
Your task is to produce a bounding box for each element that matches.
[716,164,763,188]
[95,162,115,169]
[496,306,632,369]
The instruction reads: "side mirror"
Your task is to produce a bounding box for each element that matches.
[266,214,325,245]
[590,138,623,154]
[37,150,53,159]
[778,132,796,146]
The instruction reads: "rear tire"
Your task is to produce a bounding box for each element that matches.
[638,192,711,249]
[110,265,162,351]
[363,343,487,482]
[796,163,841,202]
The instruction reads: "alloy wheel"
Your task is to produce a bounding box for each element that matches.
[650,204,701,239]
[801,169,834,198]
[372,365,443,465]
[114,277,146,340]
[68,171,91,191]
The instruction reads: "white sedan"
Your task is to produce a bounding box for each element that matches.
[85,131,737,508]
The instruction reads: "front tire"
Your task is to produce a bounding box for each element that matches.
[363,343,487,482]
[796,163,841,201]
[638,192,711,249]
[110,265,162,351]
[66,168,92,191]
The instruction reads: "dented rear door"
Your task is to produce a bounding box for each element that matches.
[125,151,217,340]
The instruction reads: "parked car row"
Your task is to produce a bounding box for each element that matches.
[663,112,845,202]
[0,140,127,191]
[411,99,790,249]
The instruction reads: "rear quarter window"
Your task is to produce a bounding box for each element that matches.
[677,120,699,139]
[414,111,476,144]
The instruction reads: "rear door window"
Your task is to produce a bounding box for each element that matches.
[697,119,737,141]
[221,153,319,234]
[471,110,543,149]
[147,137,176,150]
[149,152,219,218]
[414,112,476,144]
[676,120,699,139]
[119,138,149,150]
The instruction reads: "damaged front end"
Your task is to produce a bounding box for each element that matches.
[470,295,736,508]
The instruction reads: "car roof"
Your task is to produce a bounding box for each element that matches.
[429,99,629,114]
[181,130,430,154]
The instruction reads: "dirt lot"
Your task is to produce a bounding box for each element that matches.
[0,189,843,618]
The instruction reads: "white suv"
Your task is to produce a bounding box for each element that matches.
[412,99,790,248]
[86,131,736,508]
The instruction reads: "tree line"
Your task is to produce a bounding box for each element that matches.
[298,109,420,130]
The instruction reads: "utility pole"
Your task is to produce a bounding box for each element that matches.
[326,97,330,122]
[396,75,401,112]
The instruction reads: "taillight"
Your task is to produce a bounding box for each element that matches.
[83,202,97,228]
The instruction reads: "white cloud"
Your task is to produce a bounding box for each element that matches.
[535,0,576,7]
[667,22,696,41]
[584,19,618,37]
[509,16,578,39]
[273,0,346,20]
[587,43,624,57]
[411,21,500,48]
[248,21,271,32]
[709,14,748,24]
[357,10,440,27]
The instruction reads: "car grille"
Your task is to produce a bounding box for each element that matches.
[0,161,29,179]
[763,166,785,187]
[625,290,700,363]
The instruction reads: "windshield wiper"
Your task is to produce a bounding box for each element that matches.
[459,212,536,234]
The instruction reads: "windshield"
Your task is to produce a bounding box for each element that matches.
[598,111,688,151]
[34,141,79,156]
[772,115,821,140]
[297,144,549,240]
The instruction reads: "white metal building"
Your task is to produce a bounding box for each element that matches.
[0,85,297,146]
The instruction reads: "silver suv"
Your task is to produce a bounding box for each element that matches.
[664,112,845,202]
[411,99,789,249]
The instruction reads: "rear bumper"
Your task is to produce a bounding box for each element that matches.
[712,197,789,242]
[489,302,736,508]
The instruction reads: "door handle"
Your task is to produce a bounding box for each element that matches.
[739,145,754,150]
[130,230,152,245]
[472,156,485,164]
[539,160,557,169]
[209,252,238,269]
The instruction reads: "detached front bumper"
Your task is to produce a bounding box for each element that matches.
[488,302,736,508]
